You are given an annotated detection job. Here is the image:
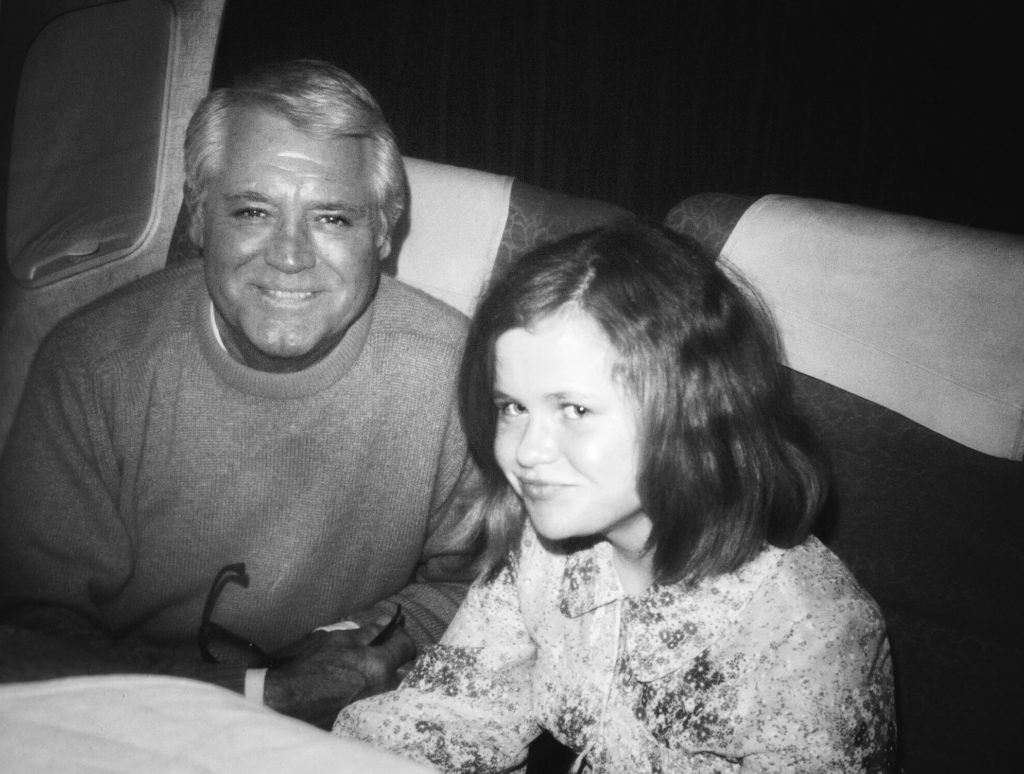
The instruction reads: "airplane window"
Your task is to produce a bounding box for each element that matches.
[5,0,171,287]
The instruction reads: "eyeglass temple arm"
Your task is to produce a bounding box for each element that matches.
[200,562,250,625]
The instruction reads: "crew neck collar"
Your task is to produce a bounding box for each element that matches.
[196,290,375,399]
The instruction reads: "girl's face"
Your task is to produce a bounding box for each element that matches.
[492,308,652,564]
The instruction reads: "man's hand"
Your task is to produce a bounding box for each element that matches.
[262,608,416,729]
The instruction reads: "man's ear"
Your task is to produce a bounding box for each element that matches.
[187,206,205,250]
[376,231,392,261]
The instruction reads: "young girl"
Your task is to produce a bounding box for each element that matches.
[334,223,895,772]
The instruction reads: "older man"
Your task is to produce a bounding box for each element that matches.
[0,61,478,728]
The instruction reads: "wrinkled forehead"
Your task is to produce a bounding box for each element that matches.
[229,103,361,151]
[209,106,372,192]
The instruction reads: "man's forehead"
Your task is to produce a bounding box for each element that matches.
[276,150,318,161]
[215,106,372,187]
[225,106,368,159]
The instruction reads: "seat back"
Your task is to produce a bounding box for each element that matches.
[666,193,1024,772]
[390,160,632,315]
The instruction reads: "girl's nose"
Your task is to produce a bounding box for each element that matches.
[516,417,557,467]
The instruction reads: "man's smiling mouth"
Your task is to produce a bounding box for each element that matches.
[260,288,317,301]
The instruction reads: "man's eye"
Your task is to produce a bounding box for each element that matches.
[233,207,267,220]
[320,214,352,227]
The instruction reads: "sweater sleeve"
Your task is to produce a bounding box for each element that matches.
[0,331,217,681]
[382,393,481,647]
[0,330,132,647]
[334,558,539,773]
[0,322,237,687]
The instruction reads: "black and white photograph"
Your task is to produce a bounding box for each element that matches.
[1,2,1021,772]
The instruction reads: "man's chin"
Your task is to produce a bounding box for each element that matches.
[227,324,343,373]
[248,333,343,371]
[256,340,317,359]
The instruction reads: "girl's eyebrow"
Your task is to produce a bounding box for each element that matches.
[493,388,597,405]
[546,388,602,405]
[550,391,581,402]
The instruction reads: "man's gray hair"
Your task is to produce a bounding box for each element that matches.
[184,59,406,240]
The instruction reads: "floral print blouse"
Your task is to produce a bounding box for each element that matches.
[335,524,896,772]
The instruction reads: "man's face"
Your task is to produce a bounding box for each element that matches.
[191,106,390,360]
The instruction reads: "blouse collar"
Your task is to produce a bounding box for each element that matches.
[557,536,783,681]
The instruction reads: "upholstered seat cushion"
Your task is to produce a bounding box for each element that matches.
[793,371,1023,771]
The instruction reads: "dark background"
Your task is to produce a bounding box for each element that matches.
[213,0,1022,233]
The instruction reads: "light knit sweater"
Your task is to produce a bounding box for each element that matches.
[0,260,477,665]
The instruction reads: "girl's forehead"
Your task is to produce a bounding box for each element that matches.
[523,305,601,337]
[516,308,612,352]
[493,309,632,395]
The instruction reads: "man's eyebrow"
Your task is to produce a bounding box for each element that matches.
[220,192,369,216]
[309,200,369,216]
[222,191,270,205]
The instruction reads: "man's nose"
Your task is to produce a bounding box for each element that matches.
[265,219,316,272]
[516,417,558,467]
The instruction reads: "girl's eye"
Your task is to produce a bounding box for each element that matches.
[561,404,588,419]
[497,401,526,417]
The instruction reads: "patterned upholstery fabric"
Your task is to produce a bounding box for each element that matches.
[666,195,1024,772]
[794,372,1022,772]
[495,181,633,279]
[663,192,754,258]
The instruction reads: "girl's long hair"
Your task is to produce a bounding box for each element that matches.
[459,222,827,584]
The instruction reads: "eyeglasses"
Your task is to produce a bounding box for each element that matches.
[198,562,288,669]
[197,562,405,668]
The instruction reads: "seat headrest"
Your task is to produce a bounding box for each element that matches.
[721,194,1024,460]
[391,157,513,316]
